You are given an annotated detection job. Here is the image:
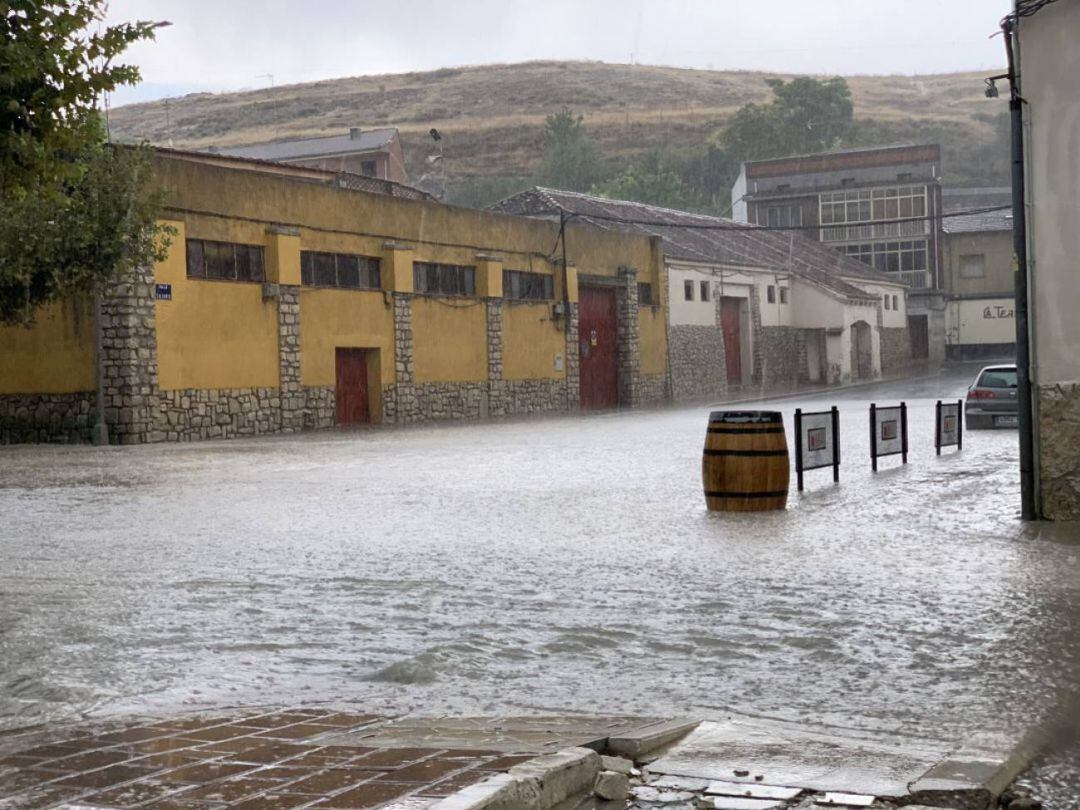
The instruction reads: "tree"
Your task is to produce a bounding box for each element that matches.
[591,152,695,210]
[542,107,601,192]
[705,76,856,207]
[0,1,168,325]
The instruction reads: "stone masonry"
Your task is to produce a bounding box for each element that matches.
[1037,382,1080,520]
[386,292,419,424]
[749,283,764,385]
[564,301,581,411]
[880,326,913,377]
[616,268,641,407]
[486,299,504,418]
[100,265,160,444]
[0,393,95,444]
[277,285,304,432]
[669,325,726,402]
[759,326,810,388]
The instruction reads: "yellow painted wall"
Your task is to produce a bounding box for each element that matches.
[154,219,280,390]
[0,298,95,394]
[503,301,564,381]
[412,297,487,382]
[299,288,394,386]
[638,304,668,376]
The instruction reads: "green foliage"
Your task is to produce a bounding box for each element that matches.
[542,107,601,192]
[0,1,167,324]
[591,152,696,211]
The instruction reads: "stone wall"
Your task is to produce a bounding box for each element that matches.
[759,326,809,388]
[501,379,569,415]
[100,265,160,444]
[277,286,304,432]
[1037,382,1080,520]
[669,325,726,402]
[639,374,670,406]
[155,388,282,441]
[880,326,913,377]
[0,393,95,444]
[749,284,763,384]
[615,268,641,407]
[303,387,337,431]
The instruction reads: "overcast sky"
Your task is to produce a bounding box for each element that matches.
[104,0,1012,107]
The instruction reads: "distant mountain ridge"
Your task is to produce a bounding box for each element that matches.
[109,60,1010,203]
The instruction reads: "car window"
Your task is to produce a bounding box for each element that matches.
[978,369,1018,388]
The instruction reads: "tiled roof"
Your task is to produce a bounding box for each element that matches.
[216,129,398,162]
[942,208,1013,234]
[492,188,903,301]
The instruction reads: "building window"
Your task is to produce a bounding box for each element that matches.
[301,251,381,289]
[185,238,265,282]
[503,269,554,300]
[684,280,694,301]
[413,261,476,296]
[892,294,899,310]
[758,205,803,228]
[637,282,653,306]
[779,287,788,304]
[959,254,986,279]
[841,239,928,275]
[700,281,710,302]
[767,285,776,304]
[884,294,891,310]
[820,185,927,242]
[361,160,378,177]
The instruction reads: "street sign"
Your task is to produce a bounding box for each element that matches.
[935,399,963,454]
[794,406,840,491]
[155,283,172,300]
[870,402,908,471]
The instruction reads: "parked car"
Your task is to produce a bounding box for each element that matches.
[965,365,1019,429]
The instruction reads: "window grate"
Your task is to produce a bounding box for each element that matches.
[413,262,476,296]
[186,239,265,283]
[301,251,381,289]
[503,270,554,301]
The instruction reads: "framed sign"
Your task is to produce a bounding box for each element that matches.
[154,283,172,301]
[794,406,840,491]
[870,402,908,471]
[935,399,963,454]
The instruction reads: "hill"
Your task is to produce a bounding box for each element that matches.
[109,61,1010,206]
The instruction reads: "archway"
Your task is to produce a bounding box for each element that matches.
[850,320,873,380]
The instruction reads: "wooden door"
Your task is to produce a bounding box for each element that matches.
[335,348,370,425]
[720,297,742,384]
[578,286,618,410]
[909,315,929,359]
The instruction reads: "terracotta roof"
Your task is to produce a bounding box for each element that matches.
[492,188,904,300]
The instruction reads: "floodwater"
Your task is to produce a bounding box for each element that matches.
[2,364,1079,797]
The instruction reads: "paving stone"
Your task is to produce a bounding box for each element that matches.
[229,795,316,810]
[594,770,629,800]
[351,749,441,770]
[705,781,802,800]
[255,724,337,741]
[369,758,476,784]
[314,780,418,808]
[285,769,375,795]
[80,780,192,806]
[816,793,875,807]
[600,756,634,775]
[182,776,283,803]
[152,761,255,783]
[415,768,490,798]
[53,764,155,790]
[704,798,785,810]
[46,751,134,773]
[649,775,711,792]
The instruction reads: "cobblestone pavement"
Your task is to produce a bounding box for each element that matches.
[0,709,542,809]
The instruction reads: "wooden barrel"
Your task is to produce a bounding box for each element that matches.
[702,410,790,512]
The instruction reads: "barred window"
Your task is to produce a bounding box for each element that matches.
[779,287,788,304]
[884,294,891,310]
[841,239,928,274]
[186,239,265,282]
[767,285,776,304]
[503,269,554,300]
[637,282,653,306]
[700,281,710,302]
[684,280,694,301]
[820,185,927,226]
[413,262,476,296]
[301,251,381,289]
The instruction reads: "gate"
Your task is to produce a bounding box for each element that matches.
[578,286,618,410]
[335,348,370,425]
[719,297,742,384]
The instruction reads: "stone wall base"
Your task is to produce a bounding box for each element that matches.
[499,378,569,416]
[1037,382,1080,520]
[639,373,670,406]
[155,388,284,442]
[669,325,726,402]
[0,393,96,444]
[759,326,810,387]
[880,326,914,376]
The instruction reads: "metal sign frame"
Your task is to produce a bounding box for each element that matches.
[870,402,908,471]
[794,406,840,491]
[935,399,963,454]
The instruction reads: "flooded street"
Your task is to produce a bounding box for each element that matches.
[2,365,1079,795]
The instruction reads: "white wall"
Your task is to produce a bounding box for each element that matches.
[789,280,845,329]
[946,297,1016,348]
[852,282,908,328]
[667,263,758,326]
[1022,0,1080,385]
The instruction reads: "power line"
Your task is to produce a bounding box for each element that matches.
[536,203,1012,233]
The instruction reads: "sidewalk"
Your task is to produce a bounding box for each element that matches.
[0,709,1039,809]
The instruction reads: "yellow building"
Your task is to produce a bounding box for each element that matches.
[0,150,669,444]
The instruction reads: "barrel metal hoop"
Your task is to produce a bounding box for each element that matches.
[703,449,789,457]
[704,490,789,499]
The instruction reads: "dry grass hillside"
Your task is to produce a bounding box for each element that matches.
[110,61,1009,202]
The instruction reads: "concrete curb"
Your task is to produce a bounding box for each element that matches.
[430,747,601,810]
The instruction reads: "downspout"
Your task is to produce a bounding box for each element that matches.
[1003,10,1037,520]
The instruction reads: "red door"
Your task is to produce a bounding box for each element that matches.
[578,286,618,410]
[335,348,370,425]
[720,297,742,384]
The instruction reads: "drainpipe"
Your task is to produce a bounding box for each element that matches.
[91,291,109,446]
[1003,12,1037,520]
